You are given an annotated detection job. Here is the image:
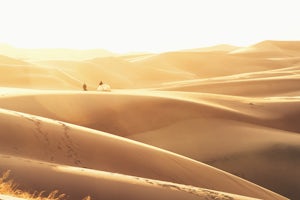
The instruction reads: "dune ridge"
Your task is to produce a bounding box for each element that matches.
[1,40,299,90]
[1,90,300,133]
[1,40,299,199]
[0,155,262,200]
[1,89,299,199]
[0,108,286,199]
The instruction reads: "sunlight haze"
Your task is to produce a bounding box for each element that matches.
[0,0,299,53]
[0,1,300,200]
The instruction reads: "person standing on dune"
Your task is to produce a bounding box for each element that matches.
[83,82,87,91]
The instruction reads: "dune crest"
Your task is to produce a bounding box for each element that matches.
[1,40,299,199]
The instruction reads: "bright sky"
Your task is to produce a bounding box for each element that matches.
[0,0,299,53]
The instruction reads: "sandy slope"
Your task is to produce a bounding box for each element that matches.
[0,89,299,199]
[0,44,115,61]
[0,56,81,89]
[0,108,285,199]
[1,90,300,134]
[229,40,300,57]
[0,40,299,199]
[181,44,239,52]
[1,40,299,90]
[0,155,262,200]
[156,60,300,96]
[157,72,300,97]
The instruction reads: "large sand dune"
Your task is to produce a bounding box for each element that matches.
[0,108,283,200]
[0,155,262,200]
[0,90,299,199]
[0,40,299,199]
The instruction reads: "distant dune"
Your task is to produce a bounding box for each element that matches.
[0,41,299,199]
[0,43,116,61]
[230,40,300,57]
[181,44,239,52]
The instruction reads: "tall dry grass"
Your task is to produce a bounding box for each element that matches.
[0,170,91,200]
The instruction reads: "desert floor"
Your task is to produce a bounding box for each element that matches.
[0,41,299,200]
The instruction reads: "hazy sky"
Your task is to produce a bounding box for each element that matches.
[0,0,299,53]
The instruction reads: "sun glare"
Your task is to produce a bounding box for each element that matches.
[0,0,299,53]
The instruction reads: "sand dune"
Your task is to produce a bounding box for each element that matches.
[0,44,115,61]
[35,56,198,89]
[1,40,299,90]
[0,155,263,200]
[161,77,300,97]
[0,55,82,89]
[181,44,239,52]
[157,63,300,97]
[129,117,300,198]
[0,40,299,199]
[0,108,284,199]
[1,90,300,133]
[230,40,300,57]
[0,89,299,199]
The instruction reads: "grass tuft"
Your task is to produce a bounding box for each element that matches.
[0,170,91,200]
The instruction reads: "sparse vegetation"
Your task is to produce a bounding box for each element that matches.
[0,170,91,200]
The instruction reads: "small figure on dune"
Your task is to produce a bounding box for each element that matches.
[97,80,111,92]
[83,82,87,91]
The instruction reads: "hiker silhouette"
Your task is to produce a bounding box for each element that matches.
[83,82,87,91]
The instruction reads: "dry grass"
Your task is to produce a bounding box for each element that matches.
[0,170,91,200]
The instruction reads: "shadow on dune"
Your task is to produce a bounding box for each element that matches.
[206,144,300,200]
